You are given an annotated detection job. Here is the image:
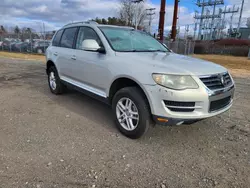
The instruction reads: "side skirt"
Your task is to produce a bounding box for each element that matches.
[61,80,111,106]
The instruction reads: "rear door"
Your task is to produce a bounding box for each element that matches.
[54,27,78,80]
[50,29,63,74]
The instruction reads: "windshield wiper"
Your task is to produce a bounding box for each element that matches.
[132,49,168,52]
[146,49,168,52]
[118,50,152,52]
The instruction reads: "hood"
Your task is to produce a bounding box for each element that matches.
[115,52,227,76]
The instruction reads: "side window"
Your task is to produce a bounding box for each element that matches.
[60,27,78,48]
[76,27,103,50]
[52,30,63,46]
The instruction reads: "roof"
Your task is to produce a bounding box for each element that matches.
[63,21,134,30]
[97,25,134,30]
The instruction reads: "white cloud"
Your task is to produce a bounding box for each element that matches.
[0,0,249,34]
[0,0,120,31]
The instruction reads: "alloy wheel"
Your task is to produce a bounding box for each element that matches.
[116,97,139,131]
[49,71,57,90]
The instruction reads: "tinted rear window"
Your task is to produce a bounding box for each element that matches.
[52,30,63,46]
[60,27,78,48]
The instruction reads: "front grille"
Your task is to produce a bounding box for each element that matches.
[164,100,195,112]
[209,96,231,112]
[200,73,232,90]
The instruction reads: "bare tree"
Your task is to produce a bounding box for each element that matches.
[118,0,147,29]
[0,25,6,34]
[119,0,134,26]
[247,17,250,28]
[14,26,21,39]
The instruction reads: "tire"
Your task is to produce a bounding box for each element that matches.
[48,66,66,95]
[112,87,151,139]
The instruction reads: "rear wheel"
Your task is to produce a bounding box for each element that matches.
[112,87,151,139]
[48,66,65,95]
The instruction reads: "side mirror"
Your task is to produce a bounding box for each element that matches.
[82,39,100,51]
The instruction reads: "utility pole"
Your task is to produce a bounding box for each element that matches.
[184,25,190,55]
[197,0,205,40]
[158,0,166,42]
[237,0,244,32]
[229,6,236,31]
[171,0,179,41]
[193,22,198,39]
[204,9,210,40]
[220,6,227,38]
[132,0,144,30]
[210,3,216,40]
[185,25,190,39]
[146,8,156,34]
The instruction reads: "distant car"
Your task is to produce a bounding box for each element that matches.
[12,42,29,52]
[1,40,16,51]
[30,41,50,54]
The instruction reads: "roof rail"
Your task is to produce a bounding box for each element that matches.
[63,21,98,28]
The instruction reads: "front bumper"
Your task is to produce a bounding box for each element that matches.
[143,81,234,126]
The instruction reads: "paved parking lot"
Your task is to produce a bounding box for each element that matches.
[0,57,249,188]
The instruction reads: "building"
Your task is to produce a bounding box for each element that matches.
[239,28,250,40]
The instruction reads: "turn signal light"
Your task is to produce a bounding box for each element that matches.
[157,118,168,123]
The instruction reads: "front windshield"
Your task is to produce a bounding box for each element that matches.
[99,27,170,52]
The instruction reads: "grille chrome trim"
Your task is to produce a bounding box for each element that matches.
[199,72,233,91]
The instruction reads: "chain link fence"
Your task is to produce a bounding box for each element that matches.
[0,31,54,54]
[164,40,195,55]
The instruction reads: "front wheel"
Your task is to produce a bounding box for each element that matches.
[112,87,151,139]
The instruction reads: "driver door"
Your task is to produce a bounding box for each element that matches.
[73,27,110,97]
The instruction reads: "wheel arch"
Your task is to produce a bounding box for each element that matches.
[46,60,56,75]
[108,77,152,113]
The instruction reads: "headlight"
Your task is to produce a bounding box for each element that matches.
[152,74,199,90]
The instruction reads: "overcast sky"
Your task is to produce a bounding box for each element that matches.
[0,0,249,34]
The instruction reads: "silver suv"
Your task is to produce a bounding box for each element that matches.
[46,21,235,139]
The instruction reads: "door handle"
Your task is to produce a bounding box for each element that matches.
[71,55,76,60]
[54,52,58,56]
